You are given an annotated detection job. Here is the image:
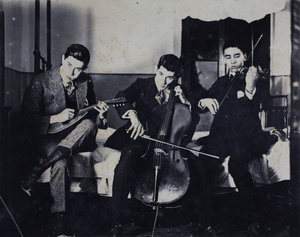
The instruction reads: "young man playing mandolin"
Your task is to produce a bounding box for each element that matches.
[192,38,272,236]
[104,54,199,237]
[20,44,109,236]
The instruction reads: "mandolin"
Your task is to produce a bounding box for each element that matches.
[48,97,126,134]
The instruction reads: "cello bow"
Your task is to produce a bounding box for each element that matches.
[140,134,219,159]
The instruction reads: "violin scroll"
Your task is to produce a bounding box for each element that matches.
[237,66,270,81]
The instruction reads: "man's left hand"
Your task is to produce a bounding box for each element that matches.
[174,86,191,108]
[94,101,109,119]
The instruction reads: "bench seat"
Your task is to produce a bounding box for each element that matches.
[38,127,290,196]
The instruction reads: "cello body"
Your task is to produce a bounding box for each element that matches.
[134,103,192,204]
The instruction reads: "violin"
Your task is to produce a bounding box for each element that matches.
[233,33,270,82]
[235,66,270,81]
[219,65,269,108]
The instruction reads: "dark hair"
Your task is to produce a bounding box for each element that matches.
[222,38,247,54]
[157,54,182,78]
[64,44,90,69]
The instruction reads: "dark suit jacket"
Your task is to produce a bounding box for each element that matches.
[196,73,274,161]
[208,74,263,141]
[21,67,96,135]
[105,77,199,150]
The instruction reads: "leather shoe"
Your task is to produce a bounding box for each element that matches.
[111,224,123,237]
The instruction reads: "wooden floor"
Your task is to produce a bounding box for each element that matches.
[1,180,298,237]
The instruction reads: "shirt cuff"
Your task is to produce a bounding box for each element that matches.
[245,87,256,100]
[98,117,107,129]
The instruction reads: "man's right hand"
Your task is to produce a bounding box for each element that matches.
[198,98,219,115]
[126,111,145,140]
[50,108,75,124]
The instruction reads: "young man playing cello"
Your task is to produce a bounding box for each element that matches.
[104,54,199,237]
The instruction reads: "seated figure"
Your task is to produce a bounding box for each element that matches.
[19,44,109,236]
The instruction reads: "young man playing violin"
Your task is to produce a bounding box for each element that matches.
[104,54,198,237]
[194,38,272,236]
[20,44,109,236]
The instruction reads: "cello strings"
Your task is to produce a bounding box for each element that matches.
[154,87,175,168]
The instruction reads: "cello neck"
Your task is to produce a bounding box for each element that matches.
[155,86,176,143]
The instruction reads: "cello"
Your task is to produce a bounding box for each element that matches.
[134,84,192,205]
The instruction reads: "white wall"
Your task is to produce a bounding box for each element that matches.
[270,0,291,97]
[271,0,291,77]
[2,0,287,74]
[3,0,182,73]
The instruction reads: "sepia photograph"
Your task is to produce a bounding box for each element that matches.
[0,0,299,236]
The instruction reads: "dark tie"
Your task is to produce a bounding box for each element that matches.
[155,90,165,104]
[65,81,75,96]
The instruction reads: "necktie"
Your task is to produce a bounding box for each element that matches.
[65,81,75,96]
[155,90,165,105]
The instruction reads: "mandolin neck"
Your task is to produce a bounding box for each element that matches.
[79,98,125,114]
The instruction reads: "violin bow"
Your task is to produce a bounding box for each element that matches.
[141,135,219,159]
[250,33,264,66]
[219,33,264,107]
